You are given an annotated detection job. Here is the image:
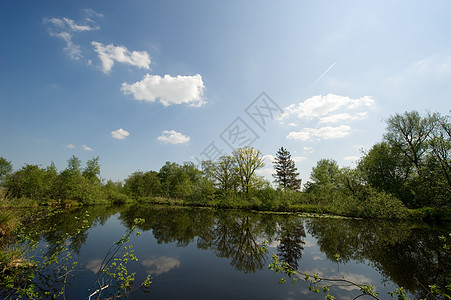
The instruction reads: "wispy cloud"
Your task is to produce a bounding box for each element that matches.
[287,125,352,141]
[292,156,307,162]
[64,144,75,149]
[82,144,93,151]
[91,42,151,74]
[43,11,101,61]
[122,74,206,107]
[111,128,130,140]
[157,130,190,144]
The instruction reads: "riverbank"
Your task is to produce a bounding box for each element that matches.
[2,195,450,239]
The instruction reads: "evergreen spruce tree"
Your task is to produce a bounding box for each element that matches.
[273,147,301,190]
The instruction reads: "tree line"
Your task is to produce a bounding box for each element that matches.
[0,110,449,219]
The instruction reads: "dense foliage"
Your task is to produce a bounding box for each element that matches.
[0,110,449,220]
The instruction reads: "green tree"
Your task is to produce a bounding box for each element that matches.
[232,147,265,193]
[384,111,438,172]
[7,164,47,200]
[358,142,413,205]
[82,156,101,184]
[0,156,13,187]
[273,147,301,190]
[202,155,238,192]
[124,171,161,199]
[304,159,342,201]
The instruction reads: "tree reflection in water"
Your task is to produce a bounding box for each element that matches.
[13,205,451,299]
[276,216,306,270]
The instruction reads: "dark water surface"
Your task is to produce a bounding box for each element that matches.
[6,205,451,299]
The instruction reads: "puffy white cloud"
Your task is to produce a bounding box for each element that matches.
[82,144,93,151]
[91,42,151,74]
[111,128,130,140]
[64,144,75,149]
[157,130,190,144]
[121,74,206,107]
[280,94,374,121]
[287,125,352,141]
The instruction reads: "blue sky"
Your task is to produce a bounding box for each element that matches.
[1,1,450,185]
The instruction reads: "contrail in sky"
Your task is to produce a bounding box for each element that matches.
[310,62,336,88]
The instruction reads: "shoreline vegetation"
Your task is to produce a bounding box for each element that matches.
[1,110,451,237]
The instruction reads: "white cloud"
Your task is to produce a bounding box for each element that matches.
[63,17,97,32]
[121,74,206,107]
[287,125,352,141]
[280,94,374,121]
[64,144,75,149]
[82,144,93,151]
[288,122,297,127]
[319,112,368,123]
[91,42,151,74]
[157,130,190,144]
[111,128,130,140]
[292,156,307,162]
[43,15,99,61]
[262,154,275,165]
[142,256,180,276]
[303,146,313,153]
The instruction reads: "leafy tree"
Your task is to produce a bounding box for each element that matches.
[202,155,238,192]
[82,156,101,184]
[384,111,439,172]
[232,147,265,193]
[304,159,342,201]
[6,164,47,200]
[358,142,413,205]
[124,171,161,199]
[0,156,13,187]
[272,147,301,190]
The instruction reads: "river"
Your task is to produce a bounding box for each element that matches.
[2,204,450,299]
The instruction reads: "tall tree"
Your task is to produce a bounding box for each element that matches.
[0,156,13,187]
[232,147,265,193]
[384,111,438,172]
[83,156,101,184]
[272,147,301,190]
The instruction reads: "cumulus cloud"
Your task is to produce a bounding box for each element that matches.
[64,144,75,149]
[82,144,93,151]
[287,125,352,141]
[142,256,180,276]
[43,13,100,60]
[111,128,130,140]
[157,130,190,144]
[91,42,151,74]
[280,94,374,122]
[121,74,206,107]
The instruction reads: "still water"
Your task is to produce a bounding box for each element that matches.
[7,205,451,299]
